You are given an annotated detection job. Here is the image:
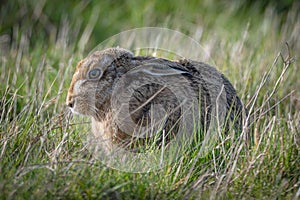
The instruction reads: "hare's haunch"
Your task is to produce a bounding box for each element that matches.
[66,47,246,151]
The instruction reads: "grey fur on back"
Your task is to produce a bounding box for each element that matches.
[125,55,245,132]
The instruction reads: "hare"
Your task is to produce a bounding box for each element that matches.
[66,47,246,153]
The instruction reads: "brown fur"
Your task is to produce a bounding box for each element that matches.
[66,47,246,152]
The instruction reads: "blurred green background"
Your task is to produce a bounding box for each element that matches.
[0,0,297,53]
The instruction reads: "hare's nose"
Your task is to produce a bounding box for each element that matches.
[67,100,74,108]
[66,96,74,108]
[66,93,76,108]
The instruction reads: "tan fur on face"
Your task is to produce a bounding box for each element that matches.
[66,59,85,104]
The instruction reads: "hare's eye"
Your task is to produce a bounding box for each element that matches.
[88,68,102,80]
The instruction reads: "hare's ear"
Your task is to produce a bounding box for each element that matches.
[99,54,115,66]
[88,47,134,67]
[102,48,133,64]
[111,47,133,59]
[129,63,190,77]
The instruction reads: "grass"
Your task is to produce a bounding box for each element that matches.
[0,0,299,199]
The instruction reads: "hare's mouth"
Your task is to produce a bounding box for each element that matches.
[67,97,101,119]
[68,103,84,116]
[67,96,88,116]
[68,105,82,115]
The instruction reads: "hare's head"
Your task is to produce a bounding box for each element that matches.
[66,47,133,120]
